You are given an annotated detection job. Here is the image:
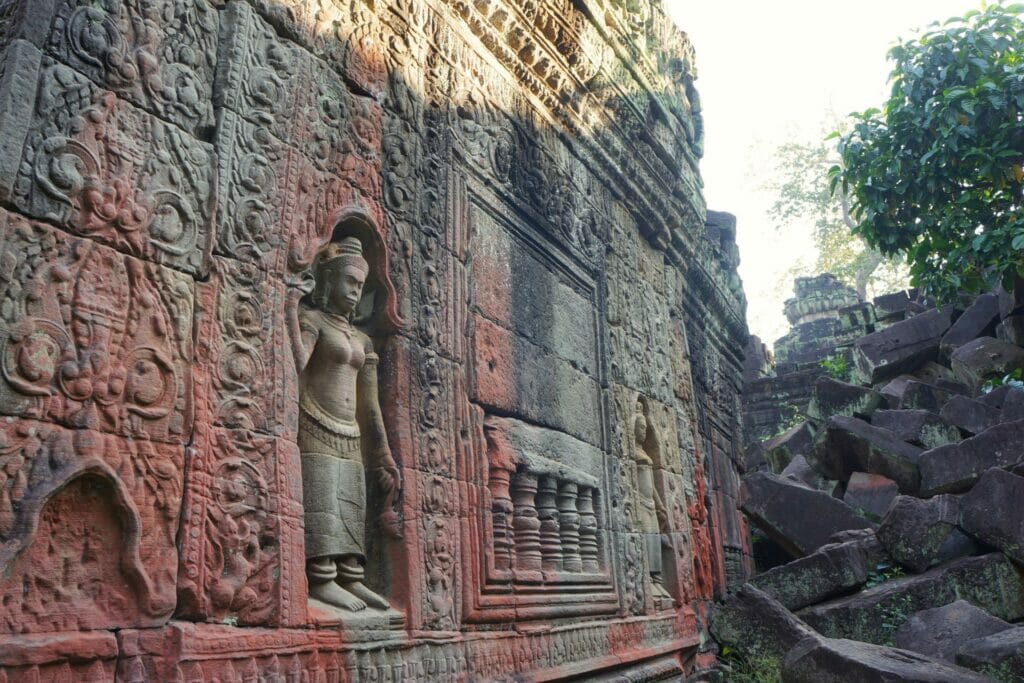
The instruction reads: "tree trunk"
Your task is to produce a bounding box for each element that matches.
[854,249,885,300]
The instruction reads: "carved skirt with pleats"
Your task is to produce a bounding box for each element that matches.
[299,397,365,561]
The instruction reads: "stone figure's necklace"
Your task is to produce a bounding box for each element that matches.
[322,310,353,337]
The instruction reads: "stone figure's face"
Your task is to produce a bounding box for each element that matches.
[325,264,367,316]
[633,405,647,444]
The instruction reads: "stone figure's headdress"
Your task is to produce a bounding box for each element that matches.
[317,236,369,276]
[299,210,405,334]
[312,237,370,311]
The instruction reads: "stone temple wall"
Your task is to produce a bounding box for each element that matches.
[0,0,748,679]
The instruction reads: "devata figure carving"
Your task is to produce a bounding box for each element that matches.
[633,400,676,609]
[296,236,401,613]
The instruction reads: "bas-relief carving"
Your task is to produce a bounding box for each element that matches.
[631,399,675,610]
[0,208,192,443]
[0,209,187,634]
[7,51,212,275]
[214,1,385,275]
[0,0,752,677]
[0,0,219,134]
[295,234,403,623]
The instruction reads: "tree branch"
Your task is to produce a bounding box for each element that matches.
[839,190,858,230]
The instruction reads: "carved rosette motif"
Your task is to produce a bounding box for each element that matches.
[177,427,305,627]
[0,0,219,135]
[0,208,192,442]
[213,1,385,279]
[8,53,212,275]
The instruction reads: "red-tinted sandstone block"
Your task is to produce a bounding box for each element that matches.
[0,0,219,134]
[0,208,194,444]
[193,257,297,440]
[177,427,306,628]
[213,107,383,277]
[4,53,213,274]
[0,420,184,633]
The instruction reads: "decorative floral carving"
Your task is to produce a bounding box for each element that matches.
[0,209,192,442]
[42,0,219,132]
[12,58,211,274]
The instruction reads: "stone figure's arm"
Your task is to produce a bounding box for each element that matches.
[356,335,402,538]
[654,485,670,535]
[295,307,321,373]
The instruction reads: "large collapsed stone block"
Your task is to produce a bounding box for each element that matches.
[852,306,956,385]
[939,395,1002,436]
[999,313,1024,347]
[798,554,1024,645]
[872,409,961,449]
[892,600,1012,664]
[763,421,815,473]
[877,494,974,573]
[960,468,1024,565]
[950,337,1024,391]
[956,627,1024,679]
[998,277,1024,319]
[710,584,818,662]
[806,376,883,422]
[879,375,918,406]
[843,472,899,519]
[750,535,886,610]
[939,293,1000,362]
[1004,386,1024,422]
[740,472,872,558]
[809,416,924,493]
[919,419,1024,495]
[782,635,991,683]
[978,384,1022,409]
[897,380,961,413]
[873,290,911,323]
[780,454,841,495]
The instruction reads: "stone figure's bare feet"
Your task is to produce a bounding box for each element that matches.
[343,580,390,610]
[311,580,366,611]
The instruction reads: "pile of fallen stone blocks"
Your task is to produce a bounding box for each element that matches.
[714,285,1024,681]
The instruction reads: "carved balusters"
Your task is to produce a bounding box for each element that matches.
[577,486,599,573]
[537,476,562,572]
[488,465,515,573]
[494,469,602,580]
[557,481,582,573]
[511,472,542,572]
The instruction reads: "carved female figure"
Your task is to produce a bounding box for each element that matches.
[296,236,400,612]
[632,400,675,608]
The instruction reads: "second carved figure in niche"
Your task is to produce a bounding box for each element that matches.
[633,399,676,610]
[296,236,401,614]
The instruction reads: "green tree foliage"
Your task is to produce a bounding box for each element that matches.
[832,2,1024,301]
[763,130,908,299]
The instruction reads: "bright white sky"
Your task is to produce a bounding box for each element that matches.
[663,1,978,346]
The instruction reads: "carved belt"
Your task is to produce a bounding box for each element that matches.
[299,394,360,437]
[299,395,361,459]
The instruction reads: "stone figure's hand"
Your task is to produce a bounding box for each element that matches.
[374,459,403,539]
[376,464,401,493]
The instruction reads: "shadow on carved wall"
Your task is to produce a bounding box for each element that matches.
[0,0,750,648]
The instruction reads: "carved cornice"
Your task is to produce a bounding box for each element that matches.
[439,0,705,259]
